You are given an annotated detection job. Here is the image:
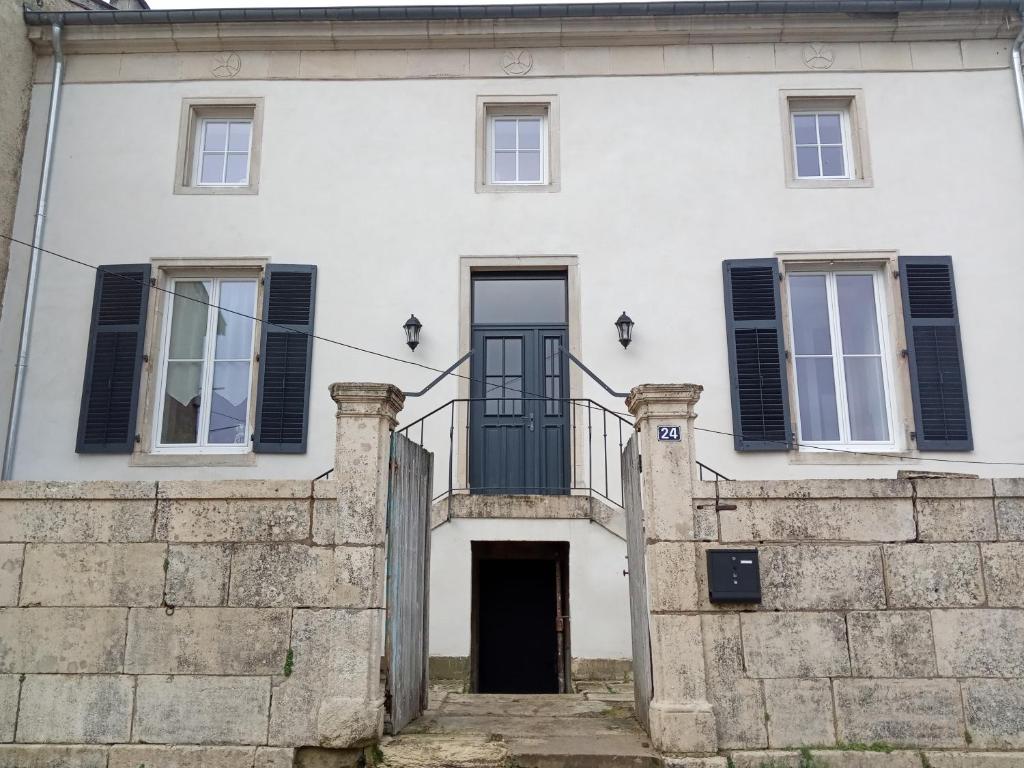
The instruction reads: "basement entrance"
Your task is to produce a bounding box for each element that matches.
[471,541,570,694]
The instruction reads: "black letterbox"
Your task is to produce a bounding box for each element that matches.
[707,549,761,603]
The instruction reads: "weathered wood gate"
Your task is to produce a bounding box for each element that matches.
[622,434,653,731]
[384,432,434,734]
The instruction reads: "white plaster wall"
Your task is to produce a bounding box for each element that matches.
[1,65,1023,481]
[428,518,631,660]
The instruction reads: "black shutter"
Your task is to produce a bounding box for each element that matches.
[76,264,151,453]
[722,258,792,451]
[899,256,972,451]
[253,265,316,453]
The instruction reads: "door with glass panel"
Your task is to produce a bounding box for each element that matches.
[469,274,570,495]
[787,270,896,449]
[155,278,258,452]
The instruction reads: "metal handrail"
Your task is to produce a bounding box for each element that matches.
[557,344,630,399]
[402,350,474,397]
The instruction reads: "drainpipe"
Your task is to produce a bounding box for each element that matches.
[1014,5,1024,139]
[2,24,65,480]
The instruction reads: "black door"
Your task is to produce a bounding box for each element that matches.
[469,274,569,495]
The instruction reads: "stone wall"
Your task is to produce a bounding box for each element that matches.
[0,478,382,768]
[688,476,1024,765]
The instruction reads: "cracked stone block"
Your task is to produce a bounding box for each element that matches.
[700,614,766,749]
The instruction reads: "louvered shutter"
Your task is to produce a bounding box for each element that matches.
[76,264,151,453]
[253,265,317,453]
[722,259,792,451]
[899,256,972,451]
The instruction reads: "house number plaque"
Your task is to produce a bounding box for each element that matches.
[657,425,681,441]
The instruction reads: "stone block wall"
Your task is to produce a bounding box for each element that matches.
[0,479,375,768]
[688,476,1024,761]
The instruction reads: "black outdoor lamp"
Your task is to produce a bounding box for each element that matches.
[615,311,635,349]
[403,314,422,351]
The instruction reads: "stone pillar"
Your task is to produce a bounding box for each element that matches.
[625,383,717,755]
[318,382,405,748]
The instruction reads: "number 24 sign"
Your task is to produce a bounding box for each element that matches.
[658,425,681,441]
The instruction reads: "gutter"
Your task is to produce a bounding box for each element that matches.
[2,24,65,481]
[1014,2,1024,138]
[21,0,1024,26]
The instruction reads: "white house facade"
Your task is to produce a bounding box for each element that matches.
[2,0,1024,683]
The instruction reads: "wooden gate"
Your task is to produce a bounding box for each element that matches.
[384,432,434,734]
[622,434,653,731]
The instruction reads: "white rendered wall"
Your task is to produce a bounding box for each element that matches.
[428,518,631,660]
[1,65,1023,480]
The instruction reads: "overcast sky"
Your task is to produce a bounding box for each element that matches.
[146,0,627,7]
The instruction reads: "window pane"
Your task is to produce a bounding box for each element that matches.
[214,282,256,359]
[224,153,249,184]
[493,151,516,182]
[199,152,224,184]
[207,361,251,445]
[493,119,516,150]
[518,118,541,150]
[227,121,251,152]
[168,282,210,359]
[820,146,846,177]
[161,361,203,444]
[202,121,227,152]
[518,150,541,182]
[844,357,889,441]
[485,338,502,375]
[503,338,522,375]
[836,275,880,354]
[795,146,820,177]
[817,113,843,145]
[473,278,567,324]
[789,275,831,355]
[793,114,817,145]
[796,357,840,442]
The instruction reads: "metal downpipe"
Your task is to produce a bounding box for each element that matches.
[1014,5,1024,139]
[2,23,65,480]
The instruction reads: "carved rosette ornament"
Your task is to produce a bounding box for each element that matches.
[212,52,242,79]
[802,43,836,70]
[501,49,534,76]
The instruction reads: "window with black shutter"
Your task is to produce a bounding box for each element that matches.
[899,256,972,451]
[253,264,317,453]
[76,264,151,453]
[722,258,792,451]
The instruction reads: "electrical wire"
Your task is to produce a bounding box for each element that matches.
[5,231,1024,469]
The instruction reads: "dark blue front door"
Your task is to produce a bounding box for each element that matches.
[469,274,569,495]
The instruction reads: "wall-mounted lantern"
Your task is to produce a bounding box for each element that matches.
[403,314,422,351]
[615,311,634,349]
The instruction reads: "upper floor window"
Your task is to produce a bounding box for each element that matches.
[476,96,560,193]
[490,116,546,185]
[155,277,258,452]
[174,98,264,195]
[780,90,871,188]
[787,269,896,449]
[792,110,850,180]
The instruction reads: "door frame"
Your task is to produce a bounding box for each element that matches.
[470,540,572,694]
[457,256,583,494]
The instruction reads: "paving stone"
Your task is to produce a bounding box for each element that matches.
[108,746,257,768]
[0,745,109,768]
[980,542,1024,607]
[0,675,18,742]
[962,679,1024,749]
[0,545,22,606]
[763,678,835,747]
[833,679,964,748]
[728,752,800,768]
[16,675,133,744]
[20,543,165,606]
[134,675,271,744]
[125,607,290,674]
[917,497,997,542]
[759,545,885,610]
[741,612,850,678]
[700,614,766,749]
[0,607,126,673]
[810,752,923,767]
[165,544,231,606]
[923,753,1024,767]
[933,609,1024,677]
[255,747,296,768]
[883,543,984,608]
[847,610,936,677]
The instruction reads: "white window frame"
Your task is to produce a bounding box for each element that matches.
[790,108,854,181]
[488,115,548,186]
[152,276,259,454]
[193,117,254,187]
[786,268,898,451]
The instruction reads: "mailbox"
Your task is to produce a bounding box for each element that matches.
[707,549,761,603]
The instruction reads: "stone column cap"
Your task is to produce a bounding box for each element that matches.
[329,382,405,422]
[626,383,703,421]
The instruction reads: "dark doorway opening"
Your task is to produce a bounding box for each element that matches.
[471,541,571,694]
